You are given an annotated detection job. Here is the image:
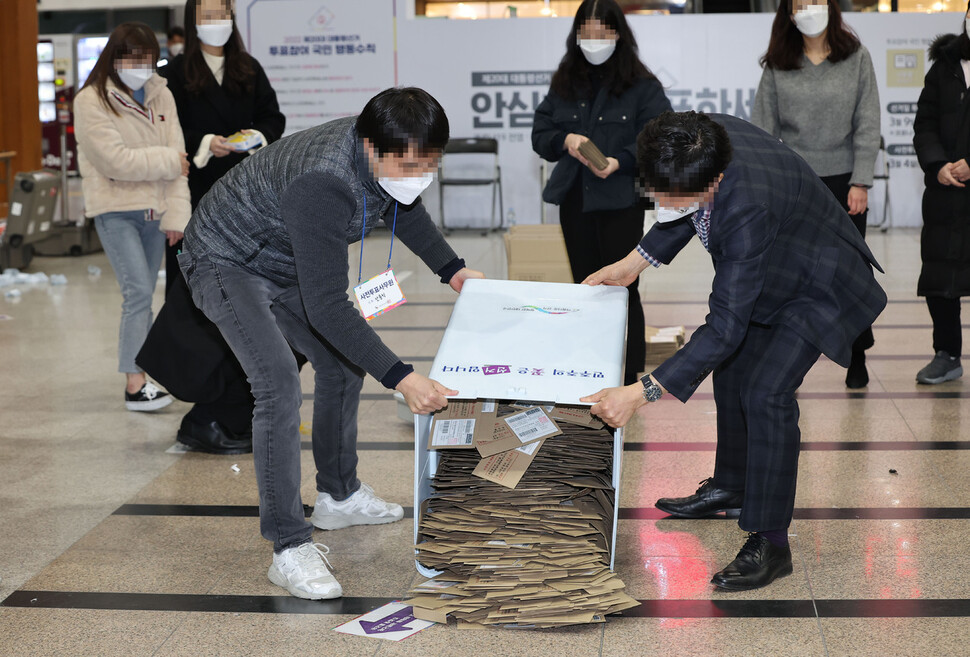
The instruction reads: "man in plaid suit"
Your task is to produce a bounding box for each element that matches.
[582,111,887,591]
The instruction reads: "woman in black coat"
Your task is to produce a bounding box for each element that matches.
[912,13,970,385]
[138,0,285,453]
[532,0,670,386]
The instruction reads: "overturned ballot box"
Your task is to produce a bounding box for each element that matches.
[409,279,639,628]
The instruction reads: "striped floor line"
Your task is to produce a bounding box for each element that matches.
[334,441,970,453]
[4,590,970,618]
[109,504,970,521]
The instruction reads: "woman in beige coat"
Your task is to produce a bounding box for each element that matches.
[74,22,191,411]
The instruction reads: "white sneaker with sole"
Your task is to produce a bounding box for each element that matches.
[310,482,404,530]
[267,542,342,600]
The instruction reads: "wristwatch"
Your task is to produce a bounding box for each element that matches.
[641,374,663,403]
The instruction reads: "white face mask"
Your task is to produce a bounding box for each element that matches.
[578,38,616,66]
[655,203,700,224]
[966,17,970,36]
[379,173,435,205]
[197,20,234,48]
[167,43,184,57]
[116,67,154,91]
[792,6,829,38]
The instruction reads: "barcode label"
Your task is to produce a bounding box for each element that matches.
[431,418,476,446]
[503,407,559,443]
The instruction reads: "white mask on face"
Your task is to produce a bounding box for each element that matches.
[793,5,829,38]
[966,17,970,36]
[379,173,435,205]
[167,43,184,57]
[196,20,234,47]
[655,203,700,224]
[578,39,616,66]
[116,67,154,91]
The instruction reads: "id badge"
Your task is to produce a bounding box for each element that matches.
[353,269,407,321]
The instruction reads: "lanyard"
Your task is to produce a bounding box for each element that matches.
[357,196,399,284]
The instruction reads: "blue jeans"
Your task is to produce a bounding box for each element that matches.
[94,211,165,374]
[178,253,363,552]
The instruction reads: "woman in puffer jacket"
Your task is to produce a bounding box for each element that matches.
[74,22,191,411]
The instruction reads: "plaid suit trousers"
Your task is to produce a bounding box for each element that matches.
[711,323,821,532]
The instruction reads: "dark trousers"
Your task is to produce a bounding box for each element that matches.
[167,237,255,435]
[711,324,821,532]
[559,185,646,385]
[926,296,962,357]
[819,172,874,353]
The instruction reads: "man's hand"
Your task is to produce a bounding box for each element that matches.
[953,158,970,181]
[166,230,183,247]
[590,157,619,180]
[179,152,190,177]
[938,162,966,188]
[210,135,234,158]
[449,267,485,293]
[847,186,868,215]
[583,250,648,287]
[396,372,457,414]
[580,382,647,428]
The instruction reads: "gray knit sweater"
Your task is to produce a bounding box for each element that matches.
[751,46,880,186]
[183,116,460,386]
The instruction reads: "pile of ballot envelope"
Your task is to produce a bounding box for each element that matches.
[406,402,639,629]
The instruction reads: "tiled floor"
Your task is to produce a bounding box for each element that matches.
[1,226,968,656]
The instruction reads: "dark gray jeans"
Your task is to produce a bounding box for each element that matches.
[179,253,363,552]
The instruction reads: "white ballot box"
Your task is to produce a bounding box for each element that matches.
[413,279,629,577]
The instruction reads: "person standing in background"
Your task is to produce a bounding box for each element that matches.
[165,26,185,59]
[74,22,190,411]
[532,0,671,386]
[137,0,286,454]
[752,0,880,389]
[911,8,970,385]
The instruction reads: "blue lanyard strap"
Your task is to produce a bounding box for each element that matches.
[357,195,399,285]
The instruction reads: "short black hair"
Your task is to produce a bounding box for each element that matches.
[637,111,732,196]
[356,87,449,157]
[167,25,185,40]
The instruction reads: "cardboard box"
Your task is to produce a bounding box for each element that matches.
[504,224,574,283]
[644,325,687,365]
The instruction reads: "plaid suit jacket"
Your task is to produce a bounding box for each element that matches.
[641,114,887,402]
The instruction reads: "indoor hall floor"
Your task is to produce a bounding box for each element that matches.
[1,226,968,656]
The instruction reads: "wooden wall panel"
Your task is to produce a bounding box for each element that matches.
[0,0,42,209]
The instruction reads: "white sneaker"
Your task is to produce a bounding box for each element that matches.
[310,482,404,530]
[267,542,342,600]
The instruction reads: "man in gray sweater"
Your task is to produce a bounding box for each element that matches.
[179,87,483,600]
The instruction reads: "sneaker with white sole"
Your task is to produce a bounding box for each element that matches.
[267,542,342,600]
[310,482,404,530]
[125,381,173,412]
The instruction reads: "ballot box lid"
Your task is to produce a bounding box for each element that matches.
[430,279,628,404]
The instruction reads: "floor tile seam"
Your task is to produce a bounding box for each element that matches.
[792,531,830,655]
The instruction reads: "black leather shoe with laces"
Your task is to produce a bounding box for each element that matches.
[655,477,743,518]
[711,533,793,591]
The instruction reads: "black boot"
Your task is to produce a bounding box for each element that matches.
[655,478,743,518]
[710,533,793,591]
[845,350,869,389]
[176,414,253,454]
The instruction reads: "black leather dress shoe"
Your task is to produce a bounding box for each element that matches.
[655,478,743,518]
[177,416,253,455]
[711,533,793,591]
